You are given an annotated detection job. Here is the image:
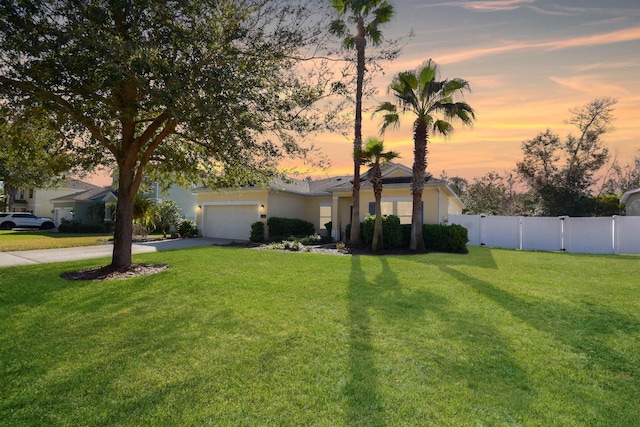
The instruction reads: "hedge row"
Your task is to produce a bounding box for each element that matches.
[58,221,107,233]
[347,215,468,253]
[266,217,314,241]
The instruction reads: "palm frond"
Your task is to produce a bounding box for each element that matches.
[418,62,437,91]
[374,1,394,25]
[331,0,346,14]
[366,25,383,45]
[433,119,454,136]
[443,78,471,96]
[329,19,349,38]
[373,102,400,134]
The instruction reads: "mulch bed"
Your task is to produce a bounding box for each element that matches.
[60,264,170,281]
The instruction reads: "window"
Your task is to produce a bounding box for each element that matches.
[381,201,394,216]
[397,201,412,224]
[319,204,332,230]
[29,188,33,199]
[368,199,415,225]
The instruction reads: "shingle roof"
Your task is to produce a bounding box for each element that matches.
[61,179,100,191]
[50,186,115,203]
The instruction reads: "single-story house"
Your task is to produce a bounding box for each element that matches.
[621,188,640,216]
[50,186,117,226]
[194,162,464,241]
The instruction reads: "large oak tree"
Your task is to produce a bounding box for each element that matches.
[1,0,335,268]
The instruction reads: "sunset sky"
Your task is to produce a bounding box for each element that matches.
[312,0,640,183]
[87,0,640,187]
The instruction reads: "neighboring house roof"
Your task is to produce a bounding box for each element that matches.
[621,188,640,204]
[50,186,116,203]
[61,178,100,192]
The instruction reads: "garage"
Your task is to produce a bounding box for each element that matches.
[203,203,259,240]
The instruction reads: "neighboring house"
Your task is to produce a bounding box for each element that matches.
[146,182,198,222]
[50,186,117,226]
[12,179,99,218]
[621,188,640,216]
[194,163,464,241]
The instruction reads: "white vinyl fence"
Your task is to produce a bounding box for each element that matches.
[449,215,640,254]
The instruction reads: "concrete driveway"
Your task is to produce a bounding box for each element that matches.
[0,238,234,268]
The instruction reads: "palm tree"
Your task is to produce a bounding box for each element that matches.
[375,59,475,251]
[330,0,393,246]
[360,137,399,252]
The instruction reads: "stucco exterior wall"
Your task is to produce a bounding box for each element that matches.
[30,187,79,218]
[268,191,307,220]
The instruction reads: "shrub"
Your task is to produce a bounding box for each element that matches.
[154,199,181,237]
[78,223,107,233]
[400,224,412,248]
[362,214,402,249]
[58,219,79,233]
[324,221,332,239]
[267,217,314,241]
[250,221,266,243]
[282,240,300,251]
[298,234,321,245]
[177,219,198,238]
[423,224,468,253]
[58,219,106,234]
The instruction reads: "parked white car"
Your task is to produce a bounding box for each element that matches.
[0,212,55,230]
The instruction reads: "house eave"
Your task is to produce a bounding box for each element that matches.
[621,188,640,204]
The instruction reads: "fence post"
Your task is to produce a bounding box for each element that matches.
[518,216,523,250]
[480,214,486,246]
[559,216,566,251]
[612,215,618,255]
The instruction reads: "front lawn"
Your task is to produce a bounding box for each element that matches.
[0,230,112,251]
[0,247,638,425]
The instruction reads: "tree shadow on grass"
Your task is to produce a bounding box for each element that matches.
[346,255,384,426]
[409,246,499,270]
[437,264,640,423]
[346,255,539,425]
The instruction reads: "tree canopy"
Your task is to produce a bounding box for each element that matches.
[0,106,96,210]
[1,0,338,267]
[516,98,616,216]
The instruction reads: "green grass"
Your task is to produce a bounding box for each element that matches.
[1,246,638,426]
[0,230,112,251]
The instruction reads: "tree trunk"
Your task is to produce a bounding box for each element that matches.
[349,18,366,246]
[5,184,17,212]
[372,195,383,252]
[371,165,383,252]
[111,166,137,268]
[410,120,428,252]
[410,191,424,251]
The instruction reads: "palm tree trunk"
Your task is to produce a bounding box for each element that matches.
[372,166,383,252]
[410,120,428,251]
[349,18,366,246]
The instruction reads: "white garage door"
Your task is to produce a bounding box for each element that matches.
[204,204,259,240]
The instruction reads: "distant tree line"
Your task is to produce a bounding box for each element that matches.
[442,98,640,217]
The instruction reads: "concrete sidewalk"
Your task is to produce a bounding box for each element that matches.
[0,238,232,268]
